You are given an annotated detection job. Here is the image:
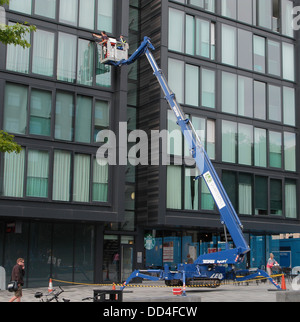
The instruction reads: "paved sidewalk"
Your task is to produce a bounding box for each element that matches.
[0,280,291,302]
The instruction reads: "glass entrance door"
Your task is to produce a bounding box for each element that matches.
[121,245,133,282]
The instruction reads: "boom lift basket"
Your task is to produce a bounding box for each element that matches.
[99,38,129,64]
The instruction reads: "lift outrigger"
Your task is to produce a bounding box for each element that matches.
[100,36,282,293]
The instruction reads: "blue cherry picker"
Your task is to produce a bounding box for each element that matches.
[99,37,282,292]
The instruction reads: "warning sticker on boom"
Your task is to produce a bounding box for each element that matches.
[203,171,226,210]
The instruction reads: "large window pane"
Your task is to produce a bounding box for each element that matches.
[222,72,237,114]
[186,15,195,55]
[168,58,184,104]
[238,124,253,166]
[239,174,252,215]
[59,0,78,26]
[268,40,281,77]
[254,128,267,167]
[238,0,252,24]
[35,0,56,19]
[26,150,49,198]
[222,24,236,66]
[285,180,297,219]
[75,96,92,143]
[269,131,282,168]
[55,92,74,141]
[29,89,52,136]
[94,100,110,141]
[282,0,294,37]
[79,0,95,29]
[223,171,237,210]
[93,159,108,202]
[185,64,199,106]
[254,81,266,120]
[222,120,237,163]
[6,23,30,74]
[168,110,182,156]
[97,0,113,33]
[284,132,296,172]
[57,32,77,83]
[255,176,268,215]
[238,76,253,117]
[222,0,236,19]
[268,85,281,122]
[238,29,253,70]
[32,29,55,77]
[3,150,25,197]
[167,166,182,209]
[257,0,272,29]
[254,35,265,73]
[73,154,90,202]
[283,87,295,126]
[270,179,282,215]
[202,69,215,108]
[185,168,199,210]
[282,43,295,81]
[53,150,71,201]
[9,0,31,14]
[77,39,94,86]
[169,8,184,53]
[196,18,210,58]
[4,83,28,134]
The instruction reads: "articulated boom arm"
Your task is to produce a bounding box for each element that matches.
[118,37,250,263]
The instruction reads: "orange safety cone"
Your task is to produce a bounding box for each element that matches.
[281,274,287,291]
[48,278,53,293]
[112,283,117,300]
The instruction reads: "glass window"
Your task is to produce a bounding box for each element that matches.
[73,154,90,202]
[254,128,267,167]
[239,173,252,215]
[269,131,282,168]
[185,64,199,106]
[285,180,297,219]
[238,29,253,70]
[268,40,281,77]
[254,81,266,120]
[75,96,92,143]
[282,42,295,81]
[253,35,265,73]
[238,76,253,118]
[222,24,236,66]
[168,110,182,156]
[93,158,108,202]
[207,119,215,160]
[2,150,25,197]
[79,0,95,29]
[238,124,253,166]
[4,83,28,135]
[6,23,30,74]
[284,132,296,172]
[222,120,237,163]
[202,69,215,108]
[94,100,110,142]
[52,150,71,201]
[59,0,78,26]
[57,32,77,83]
[282,0,294,37]
[201,179,214,210]
[255,176,268,215]
[77,39,94,86]
[257,0,272,29]
[29,89,52,136]
[9,0,32,14]
[238,0,252,24]
[283,87,295,126]
[222,0,236,19]
[268,85,281,122]
[185,168,199,210]
[55,92,74,141]
[270,179,282,215]
[26,150,49,198]
[32,29,55,77]
[222,72,237,114]
[186,15,195,55]
[168,58,184,104]
[167,166,182,209]
[169,8,184,53]
[196,18,210,58]
[35,0,56,19]
[223,171,237,210]
[97,0,113,33]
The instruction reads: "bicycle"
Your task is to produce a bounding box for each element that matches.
[34,286,70,302]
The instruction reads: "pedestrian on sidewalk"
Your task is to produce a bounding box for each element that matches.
[266,253,279,277]
[9,258,25,302]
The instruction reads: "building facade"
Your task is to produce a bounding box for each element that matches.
[0,0,299,288]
